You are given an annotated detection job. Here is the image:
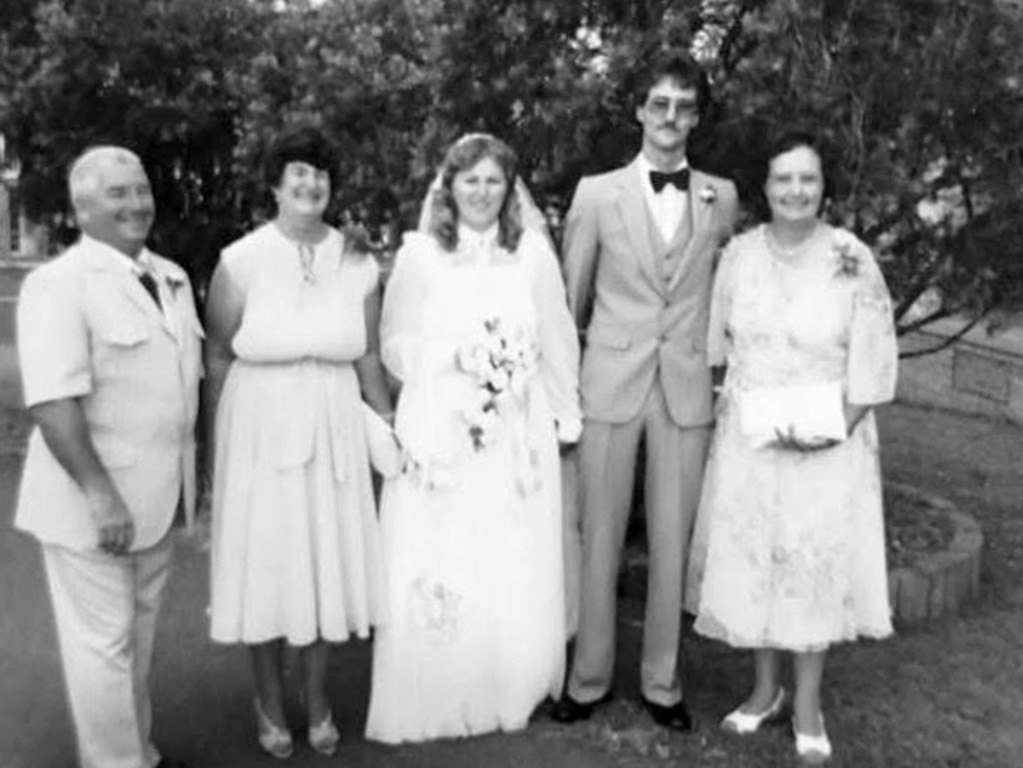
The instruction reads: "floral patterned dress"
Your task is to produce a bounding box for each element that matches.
[365,226,582,743]
[686,224,898,651]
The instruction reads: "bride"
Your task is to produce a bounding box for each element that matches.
[365,133,582,743]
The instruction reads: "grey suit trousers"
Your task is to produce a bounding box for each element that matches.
[567,382,710,705]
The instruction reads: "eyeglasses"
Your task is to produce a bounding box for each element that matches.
[644,97,699,119]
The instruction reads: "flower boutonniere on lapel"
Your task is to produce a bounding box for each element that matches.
[165,273,187,299]
[833,239,861,280]
[697,184,718,205]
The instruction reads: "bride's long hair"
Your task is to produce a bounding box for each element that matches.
[427,134,524,253]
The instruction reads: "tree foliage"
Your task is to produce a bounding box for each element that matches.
[1,0,268,279]
[1,0,1021,339]
[718,0,1023,346]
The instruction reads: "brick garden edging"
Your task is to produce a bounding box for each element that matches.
[886,482,984,625]
[620,482,984,626]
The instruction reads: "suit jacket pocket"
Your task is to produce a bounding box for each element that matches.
[91,321,153,384]
[586,327,631,350]
[95,323,149,348]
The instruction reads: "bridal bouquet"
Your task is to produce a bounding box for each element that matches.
[455,317,539,451]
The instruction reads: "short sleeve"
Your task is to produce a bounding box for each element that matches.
[17,265,92,407]
[846,241,898,405]
[706,235,741,367]
[219,238,255,296]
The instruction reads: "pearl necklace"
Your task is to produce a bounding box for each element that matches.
[765,222,820,265]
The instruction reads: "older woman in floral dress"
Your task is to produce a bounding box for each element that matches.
[687,126,898,765]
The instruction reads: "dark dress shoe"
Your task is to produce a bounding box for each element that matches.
[641,697,693,731]
[550,692,612,723]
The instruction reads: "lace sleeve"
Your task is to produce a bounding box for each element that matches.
[845,240,898,405]
[528,232,582,442]
[707,235,741,367]
[380,233,433,383]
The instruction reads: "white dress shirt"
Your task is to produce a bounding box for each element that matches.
[637,153,689,245]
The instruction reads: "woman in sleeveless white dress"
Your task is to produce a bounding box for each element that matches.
[204,129,392,758]
[365,134,582,743]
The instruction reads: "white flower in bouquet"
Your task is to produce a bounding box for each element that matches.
[462,401,501,451]
[487,365,511,393]
[478,405,500,430]
[475,386,492,408]
[485,332,505,357]
[508,368,529,399]
[456,315,540,452]
[456,344,487,378]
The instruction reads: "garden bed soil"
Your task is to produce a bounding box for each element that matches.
[885,483,956,569]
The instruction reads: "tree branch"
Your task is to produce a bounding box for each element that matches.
[892,247,949,321]
[896,306,955,336]
[899,312,988,359]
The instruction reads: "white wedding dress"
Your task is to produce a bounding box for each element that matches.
[365,225,581,743]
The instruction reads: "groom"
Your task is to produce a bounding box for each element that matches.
[554,50,739,729]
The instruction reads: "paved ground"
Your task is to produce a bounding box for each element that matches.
[2,262,1023,766]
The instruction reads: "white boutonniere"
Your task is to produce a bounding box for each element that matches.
[698,184,718,205]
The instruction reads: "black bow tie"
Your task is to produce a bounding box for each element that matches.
[649,168,690,193]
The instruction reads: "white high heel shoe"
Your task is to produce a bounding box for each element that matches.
[254,698,294,760]
[308,710,340,756]
[720,687,787,734]
[793,714,832,765]
[299,689,340,756]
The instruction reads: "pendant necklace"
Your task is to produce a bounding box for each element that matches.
[298,242,317,286]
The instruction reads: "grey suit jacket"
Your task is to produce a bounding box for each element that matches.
[562,158,739,426]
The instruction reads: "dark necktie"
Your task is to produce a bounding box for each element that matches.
[138,271,162,310]
[649,168,690,193]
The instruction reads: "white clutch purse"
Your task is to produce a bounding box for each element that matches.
[362,404,402,478]
[737,382,846,449]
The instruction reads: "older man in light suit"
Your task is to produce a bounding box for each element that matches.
[15,146,202,768]
[553,52,739,730]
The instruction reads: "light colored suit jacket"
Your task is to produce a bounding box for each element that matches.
[15,236,204,551]
[563,158,739,426]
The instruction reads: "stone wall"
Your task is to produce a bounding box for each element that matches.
[898,316,1023,425]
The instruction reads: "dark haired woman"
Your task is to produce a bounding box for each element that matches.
[686,127,898,765]
[364,133,582,743]
[204,127,392,758]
